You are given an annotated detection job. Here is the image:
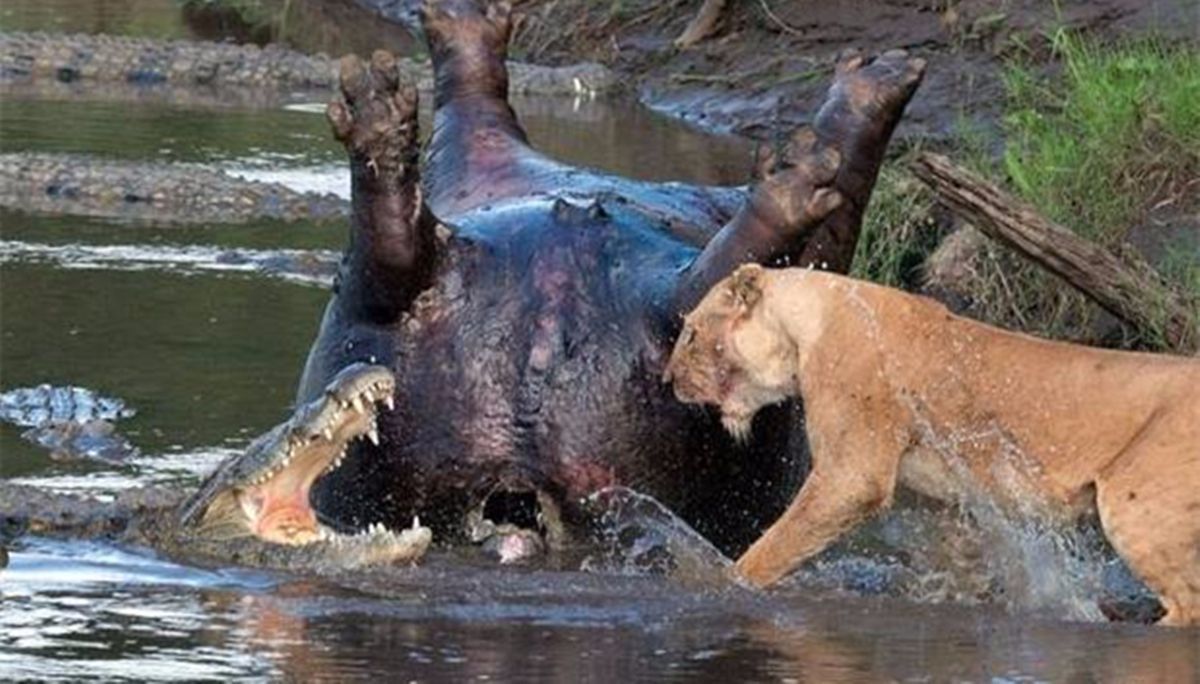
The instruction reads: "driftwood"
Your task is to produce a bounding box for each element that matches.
[911,152,1198,353]
[675,0,727,48]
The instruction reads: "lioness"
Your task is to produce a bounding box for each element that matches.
[665,263,1200,626]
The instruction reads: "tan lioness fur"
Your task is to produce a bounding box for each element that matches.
[665,264,1200,626]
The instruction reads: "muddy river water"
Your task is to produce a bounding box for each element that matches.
[2,2,1199,681]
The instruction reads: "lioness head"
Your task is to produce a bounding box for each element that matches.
[665,264,797,442]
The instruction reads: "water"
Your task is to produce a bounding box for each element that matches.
[0,95,754,192]
[2,4,1199,681]
[5,539,1196,682]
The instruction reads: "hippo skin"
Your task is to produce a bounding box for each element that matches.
[298,0,925,553]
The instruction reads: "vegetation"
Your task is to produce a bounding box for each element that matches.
[859,33,1199,352]
[851,160,940,290]
[1000,32,1199,243]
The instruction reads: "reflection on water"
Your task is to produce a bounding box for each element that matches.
[2,538,279,680]
[5,537,1197,681]
[1,95,752,192]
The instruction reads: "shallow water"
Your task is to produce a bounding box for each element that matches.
[2,5,1199,681]
[0,95,754,191]
[5,537,1197,682]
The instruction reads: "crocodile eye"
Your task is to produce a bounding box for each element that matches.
[683,326,696,346]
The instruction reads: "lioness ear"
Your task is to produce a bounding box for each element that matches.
[727,264,766,314]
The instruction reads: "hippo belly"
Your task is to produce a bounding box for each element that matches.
[309,199,795,548]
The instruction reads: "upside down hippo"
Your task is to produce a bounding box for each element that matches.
[195,0,925,558]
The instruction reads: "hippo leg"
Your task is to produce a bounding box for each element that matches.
[673,130,845,312]
[420,0,550,215]
[796,49,926,272]
[326,50,441,324]
[673,50,925,313]
[298,52,442,402]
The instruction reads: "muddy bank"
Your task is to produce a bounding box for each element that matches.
[357,0,1197,139]
[0,153,348,223]
[0,31,616,99]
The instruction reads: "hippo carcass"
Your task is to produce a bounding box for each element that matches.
[248,0,925,556]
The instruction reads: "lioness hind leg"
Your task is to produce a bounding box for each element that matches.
[1095,430,1200,627]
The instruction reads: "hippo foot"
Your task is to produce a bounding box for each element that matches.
[325,48,440,305]
[327,51,419,187]
[421,0,511,59]
[835,49,925,118]
[751,128,844,234]
[420,0,512,98]
[673,129,845,310]
[777,48,926,272]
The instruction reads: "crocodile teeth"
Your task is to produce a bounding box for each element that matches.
[383,394,395,411]
[412,516,421,530]
[322,427,333,441]
[351,395,365,413]
[367,427,380,445]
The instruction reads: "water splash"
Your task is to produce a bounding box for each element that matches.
[580,486,733,587]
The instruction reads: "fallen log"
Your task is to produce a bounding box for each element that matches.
[911,152,1198,353]
[675,0,728,49]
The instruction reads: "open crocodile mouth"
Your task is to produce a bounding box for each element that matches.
[179,363,429,561]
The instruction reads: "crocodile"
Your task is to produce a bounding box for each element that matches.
[0,384,138,463]
[0,31,614,97]
[0,364,431,572]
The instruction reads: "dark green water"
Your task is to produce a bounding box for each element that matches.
[0,259,326,475]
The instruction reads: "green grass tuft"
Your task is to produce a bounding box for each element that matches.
[852,160,941,289]
[931,33,1200,352]
[1000,33,1199,244]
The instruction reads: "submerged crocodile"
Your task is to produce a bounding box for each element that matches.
[1,364,431,571]
[0,153,348,224]
[0,31,614,96]
[0,384,138,463]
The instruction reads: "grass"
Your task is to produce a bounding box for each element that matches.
[991,33,1199,350]
[855,33,1199,352]
[851,159,941,289]
[999,32,1199,244]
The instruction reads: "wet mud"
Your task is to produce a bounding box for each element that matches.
[493,0,1197,139]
